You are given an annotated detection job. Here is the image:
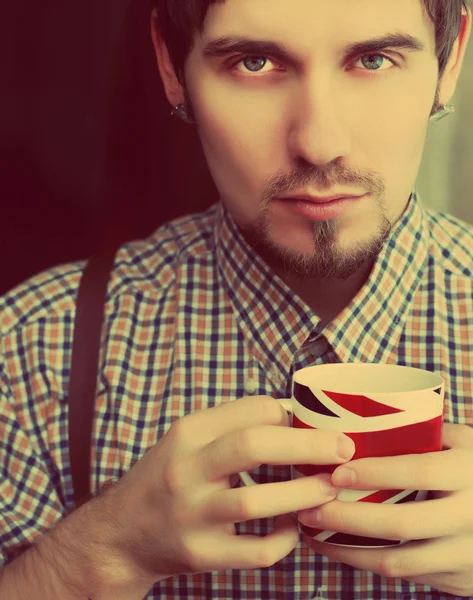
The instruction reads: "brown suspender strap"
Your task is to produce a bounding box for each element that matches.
[68,243,120,507]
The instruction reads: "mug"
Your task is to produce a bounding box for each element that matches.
[239,362,445,548]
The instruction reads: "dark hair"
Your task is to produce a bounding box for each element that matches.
[154,0,468,85]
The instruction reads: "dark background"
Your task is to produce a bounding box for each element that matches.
[0,0,218,296]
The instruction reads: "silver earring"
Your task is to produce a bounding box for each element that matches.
[430,104,455,123]
[171,103,194,125]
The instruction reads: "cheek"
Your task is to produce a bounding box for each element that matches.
[358,78,432,173]
[193,72,282,172]
[199,103,273,190]
[195,107,270,221]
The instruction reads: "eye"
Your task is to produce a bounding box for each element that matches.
[229,52,398,76]
[353,53,397,72]
[230,56,281,74]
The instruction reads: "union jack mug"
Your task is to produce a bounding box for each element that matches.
[239,362,445,548]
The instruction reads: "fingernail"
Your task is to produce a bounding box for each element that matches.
[319,474,338,496]
[332,467,357,487]
[300,507,322,525]
[337,435,356,460]
[313,509,322,523]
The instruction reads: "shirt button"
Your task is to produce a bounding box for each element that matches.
[245,379,259,394]
[308,337,329,357]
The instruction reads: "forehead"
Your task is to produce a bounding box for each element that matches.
[201,0,434,49]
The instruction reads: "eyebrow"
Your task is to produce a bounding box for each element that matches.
[202,32,426,65]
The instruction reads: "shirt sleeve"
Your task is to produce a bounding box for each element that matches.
[0,360,66,568]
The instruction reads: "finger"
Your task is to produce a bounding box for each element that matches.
[303,533,473,580]
[198,425,355,481]
[332,448,473,491]
[299,492,473,541]
[202,474,339,524]
[442,423,473,450]
[179,396,291,440]
[202,513,300,571]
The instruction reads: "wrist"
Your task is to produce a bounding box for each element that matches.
[38,485,155,600]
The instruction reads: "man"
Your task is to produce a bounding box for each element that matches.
[1,0,473,598]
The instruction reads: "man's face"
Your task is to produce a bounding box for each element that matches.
[182,0,439,280]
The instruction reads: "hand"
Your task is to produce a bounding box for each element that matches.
[94,396,356,587]
[298,423,473,597]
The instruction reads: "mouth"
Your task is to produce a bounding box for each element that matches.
[278,194,366,204]
[274,194,368,221]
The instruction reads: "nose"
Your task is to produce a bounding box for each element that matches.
[288,77,351,166]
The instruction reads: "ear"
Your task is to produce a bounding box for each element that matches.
[150,8,186,109]
[438,7,472,105]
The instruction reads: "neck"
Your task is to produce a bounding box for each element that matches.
[278,261,375,328]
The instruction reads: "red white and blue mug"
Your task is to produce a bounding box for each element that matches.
[239,362,445,548]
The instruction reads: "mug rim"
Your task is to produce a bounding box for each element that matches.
[293,363,445,394]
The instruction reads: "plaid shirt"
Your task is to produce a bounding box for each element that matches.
[1,189,473,600]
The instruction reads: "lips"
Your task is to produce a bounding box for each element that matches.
[275,194,367,221]
[280,194,364,204]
